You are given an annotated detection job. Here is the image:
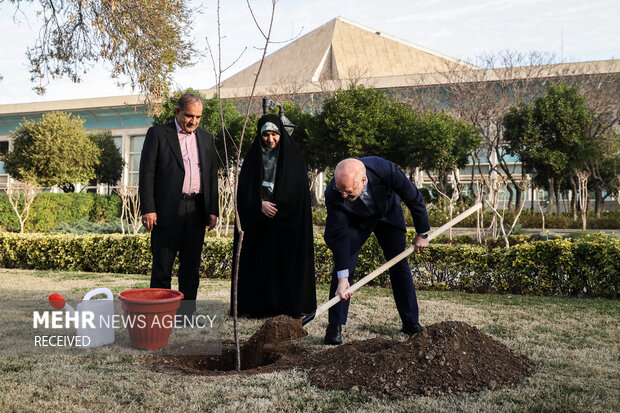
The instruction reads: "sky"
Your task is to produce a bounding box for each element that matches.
[1,0,618,105]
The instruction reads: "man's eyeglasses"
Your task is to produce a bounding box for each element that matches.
[333,180,362,196]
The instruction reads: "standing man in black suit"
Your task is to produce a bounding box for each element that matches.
[139,93,218,320]
[323,157,430,345]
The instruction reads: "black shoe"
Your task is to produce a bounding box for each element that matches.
[401,323,422,336]
[324,323,342,345]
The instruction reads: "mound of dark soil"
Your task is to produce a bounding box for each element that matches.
[246,314,307,346]
[241,314,307,370]
[297,321,535,398]
[145,320,535,399]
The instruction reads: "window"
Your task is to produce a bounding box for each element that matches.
[128,135,145,186]
[0,141,9,174]
[112,136,122,152]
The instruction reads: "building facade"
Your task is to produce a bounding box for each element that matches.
[1,17,618,207]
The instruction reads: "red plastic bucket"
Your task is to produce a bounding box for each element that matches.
[117,288,184,351]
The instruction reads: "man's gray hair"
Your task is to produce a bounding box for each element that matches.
[176,93,203,111]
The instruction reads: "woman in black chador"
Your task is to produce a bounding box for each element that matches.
[232,113,316,317]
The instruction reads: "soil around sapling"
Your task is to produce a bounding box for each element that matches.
[145,319,536,399]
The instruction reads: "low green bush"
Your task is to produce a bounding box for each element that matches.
[52,217,126,234]
[400,205,620,230]
[0,193,122,232]
[0,231,617,298]
[0,233,232,278]
[411,233,618,298]
[504,209,620,230]
[312,207,327,226]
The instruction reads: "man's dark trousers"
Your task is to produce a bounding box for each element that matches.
[150,195,207,315]
[328,211,419,327]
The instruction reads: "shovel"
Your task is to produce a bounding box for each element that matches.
[301,202,482,326]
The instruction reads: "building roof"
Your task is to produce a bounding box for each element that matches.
[0,96,151,135]
[0,17,618,121]
[213,17,477,97]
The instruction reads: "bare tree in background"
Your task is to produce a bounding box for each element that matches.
[576,170,591,230]
[3,180,39,233]
[116,184,141,235]
[206,0,283,371]
[568,61,620,216]
[426,171,461,240]
[215,168,235,237]
[401,51,561,212]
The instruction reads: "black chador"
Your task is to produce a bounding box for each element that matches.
[231,114,316,317]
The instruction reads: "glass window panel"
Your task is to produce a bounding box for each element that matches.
[0,142,7,174]
[112,136,122,151]
[129,173,139,186]
[130,135,145,152]
[130,154,141,172]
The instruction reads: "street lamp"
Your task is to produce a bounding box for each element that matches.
[262,96,296,136]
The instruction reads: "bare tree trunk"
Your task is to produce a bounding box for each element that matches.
[593,181,604,217]
[569,176,578,220]
[474,180,483,244]
[4,181,40,233]
[208,0,279,371]
[115,185,141,234]
[554,183,561,215]
[427,171,459,240]
[577,171,590,230]
[485,198,510,248]
[308,168,321,206]
[505,178,532,237]
[536,189,546,232]
[505,184,514,209]
[545,179,554,215]
[215,169,235,237]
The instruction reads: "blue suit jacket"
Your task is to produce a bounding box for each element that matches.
[323,156,430,272]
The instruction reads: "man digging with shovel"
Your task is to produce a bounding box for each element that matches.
[323,157,430,345]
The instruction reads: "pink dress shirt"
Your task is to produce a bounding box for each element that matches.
[174,118,203,194]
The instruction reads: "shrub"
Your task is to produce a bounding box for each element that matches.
[52,218,125,234]
[570,233,620,297]
[410,243,491,293]
[0,232,617,298]
[312,207,327,226]
[403,206,620,230]
[0,193,121,232]
[490,238,576,295]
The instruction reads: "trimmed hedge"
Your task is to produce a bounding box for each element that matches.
[0,193,122,232]
[401,206,620,230]
[2,195,617,232]
[0,232,617,298]
[407,233,618,298]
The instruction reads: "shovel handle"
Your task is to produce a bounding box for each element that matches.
[305,203,482,325]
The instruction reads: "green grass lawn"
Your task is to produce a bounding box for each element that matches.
[0,268,618,412]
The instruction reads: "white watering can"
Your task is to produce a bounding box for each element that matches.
[48,288,115,348]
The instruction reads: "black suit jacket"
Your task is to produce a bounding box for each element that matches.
[323,156,430,272]
[139,122,219,227]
